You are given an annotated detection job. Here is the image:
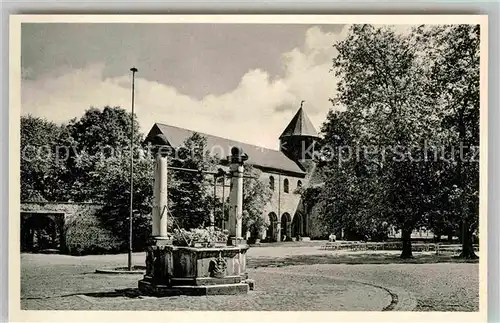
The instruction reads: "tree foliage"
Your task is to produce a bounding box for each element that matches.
[242,165,273,238]
[168,133,219,229]
[324,25,436,257]
[20,115,71,201]
[423,25,480,258]
[64,106,143,201]
[319,24,480,258]
[67,106,142,156]
[91,152,155,251]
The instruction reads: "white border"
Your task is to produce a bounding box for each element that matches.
[8,14,489,323]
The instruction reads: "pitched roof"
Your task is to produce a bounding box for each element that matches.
[146,123,306,176]
[279,107,319,139]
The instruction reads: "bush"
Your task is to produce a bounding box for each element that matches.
[65,212,124,255]
[171,227,228,247]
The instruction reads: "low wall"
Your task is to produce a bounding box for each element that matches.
[21,201,103,222]
[21,201,113,255]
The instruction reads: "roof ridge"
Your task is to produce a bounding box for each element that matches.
[151,122,307,175]
[155,122,282,153]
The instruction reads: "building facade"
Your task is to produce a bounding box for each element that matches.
[145,106,320,242]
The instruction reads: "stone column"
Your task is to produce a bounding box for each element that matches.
[228,164,243,238]
[228,147,247,245]
[153,152,169,239]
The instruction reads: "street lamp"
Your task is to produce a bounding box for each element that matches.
[128,67,138,271]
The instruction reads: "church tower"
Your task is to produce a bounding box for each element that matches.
[279,101,319,164]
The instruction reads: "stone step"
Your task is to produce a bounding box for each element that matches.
[170,276,242,286]
[139,279,249,296]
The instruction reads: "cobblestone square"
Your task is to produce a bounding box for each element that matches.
[21,247,479,312]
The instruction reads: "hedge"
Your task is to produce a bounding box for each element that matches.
[64,211,124,256]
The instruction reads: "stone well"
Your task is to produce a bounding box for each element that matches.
[138,141,253,296]
[138,244,251,296]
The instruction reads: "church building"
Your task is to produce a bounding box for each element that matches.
[145,105,321,242]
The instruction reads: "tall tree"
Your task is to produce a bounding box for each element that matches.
[64,106,143,201]
[92,152,154,251]
[241,165,273,239]
[169,133,219,229]
[20,115,70,201]
[423,25,480,258]
[317,110,389,241]
[328,25,438,257]
[67,106,142,155]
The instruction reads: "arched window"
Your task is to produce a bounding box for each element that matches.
[297,180,302,190]
[284,178,289,193]
[269,176,275,191]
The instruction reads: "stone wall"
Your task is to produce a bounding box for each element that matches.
[259,171,304,241]
[21,201,103,223]
[213,169,309,241]
[261,172,303,218]
[211,168,308,240]
[21,202,105,253]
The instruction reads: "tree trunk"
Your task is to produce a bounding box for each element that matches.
[458,219,478,259]
[400,228,413,259]
[447,228,454,243]
[433,230,441,243]
[454,108,478,260]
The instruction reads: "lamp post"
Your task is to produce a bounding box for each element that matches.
[128,67,138,271]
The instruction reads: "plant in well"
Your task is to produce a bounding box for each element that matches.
[171,227,229,247]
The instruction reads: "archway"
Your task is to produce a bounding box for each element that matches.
[292,212,303,238]
[281,213,292,241]
[302,212,308,237]
[21,213,64,253]
[266,212,278,242]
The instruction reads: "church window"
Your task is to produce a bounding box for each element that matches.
[269,176,275,191]
[284,178,289,193]
[297,180,302,190]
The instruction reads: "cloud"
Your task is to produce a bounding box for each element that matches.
[21,25,350,150]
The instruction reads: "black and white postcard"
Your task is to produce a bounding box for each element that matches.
[8,14,488,323]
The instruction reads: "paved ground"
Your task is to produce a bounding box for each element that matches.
[20,246,479,311]
[259,263,479,312]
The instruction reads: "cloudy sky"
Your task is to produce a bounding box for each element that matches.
[21,23,401,150]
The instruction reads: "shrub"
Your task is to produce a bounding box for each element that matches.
[244,210,268,239]
[171,227,228,247]
[65,212,123,255]
[171,228,193,246]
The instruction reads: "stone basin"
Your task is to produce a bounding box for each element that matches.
[138,244,252,296]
